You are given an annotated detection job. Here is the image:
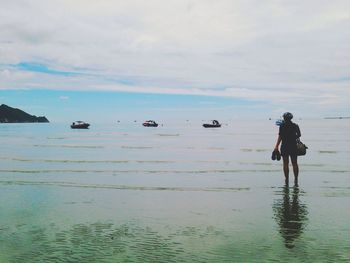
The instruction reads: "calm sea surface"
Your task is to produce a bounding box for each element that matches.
[0,119,349,262]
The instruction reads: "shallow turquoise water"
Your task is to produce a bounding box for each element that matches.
[0,119,349,262]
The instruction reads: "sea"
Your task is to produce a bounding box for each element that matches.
[0,119,349,262]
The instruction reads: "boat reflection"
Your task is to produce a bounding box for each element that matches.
[273,185,308,249]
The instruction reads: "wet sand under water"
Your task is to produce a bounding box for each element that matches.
[0,120,349,262]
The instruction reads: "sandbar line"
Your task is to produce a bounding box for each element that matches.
[0,180,250,192]
[0,169,281,174]
[0,157,286,165]
[0,168,349,174]
[0,157,346,169]
[20,144,285,152]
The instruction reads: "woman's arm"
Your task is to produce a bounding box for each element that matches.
[274,135,282,150]
[296,125,301,138]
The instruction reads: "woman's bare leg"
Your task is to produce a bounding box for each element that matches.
[291,155,299,184]
[283,156,289,184]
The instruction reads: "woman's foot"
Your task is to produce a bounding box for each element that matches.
[285,177,289,185]
[294,177,298,186]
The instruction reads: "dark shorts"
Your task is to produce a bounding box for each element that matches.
[281,143,297,158]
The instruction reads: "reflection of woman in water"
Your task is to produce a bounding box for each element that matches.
[273,185,308,249]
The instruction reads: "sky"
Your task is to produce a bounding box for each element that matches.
[0,0,349,122]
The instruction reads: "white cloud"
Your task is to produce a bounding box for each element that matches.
[0,0,349,114]
[0,69,34,79]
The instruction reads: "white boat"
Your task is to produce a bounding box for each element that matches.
[142,120,158,127]
[203,120,221,128]
[71,121,90,129]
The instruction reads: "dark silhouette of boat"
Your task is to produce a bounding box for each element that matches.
[203,120,221,128]
[142,120,158,127]
[71,121,90,129]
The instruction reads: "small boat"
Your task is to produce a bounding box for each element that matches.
[142,120,158,127]
[203,120,221,128]
[71,121,90,129]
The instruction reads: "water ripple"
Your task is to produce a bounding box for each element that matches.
[33,144,104,149]
[0,169,281,174]
[1,168,349,174]
[1,222,187,262]
[0,180,250,192]
[0,157,175,164]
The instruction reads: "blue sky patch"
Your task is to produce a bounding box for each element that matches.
[15,62,79,77]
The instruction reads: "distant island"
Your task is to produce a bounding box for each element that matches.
[0,104,49,123]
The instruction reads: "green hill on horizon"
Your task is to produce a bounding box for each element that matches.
[0,104,49,123]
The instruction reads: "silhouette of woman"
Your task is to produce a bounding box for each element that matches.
[274,112,301,184]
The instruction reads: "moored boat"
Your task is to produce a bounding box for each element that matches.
[203,120,221,128]
[71,121,90,129]
[142,120,158,127]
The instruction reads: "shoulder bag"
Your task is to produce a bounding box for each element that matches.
[296,138,308,156]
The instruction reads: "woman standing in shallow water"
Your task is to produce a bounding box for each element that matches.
[274,112,301,184]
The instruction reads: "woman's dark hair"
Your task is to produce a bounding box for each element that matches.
[283,112,293,121]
